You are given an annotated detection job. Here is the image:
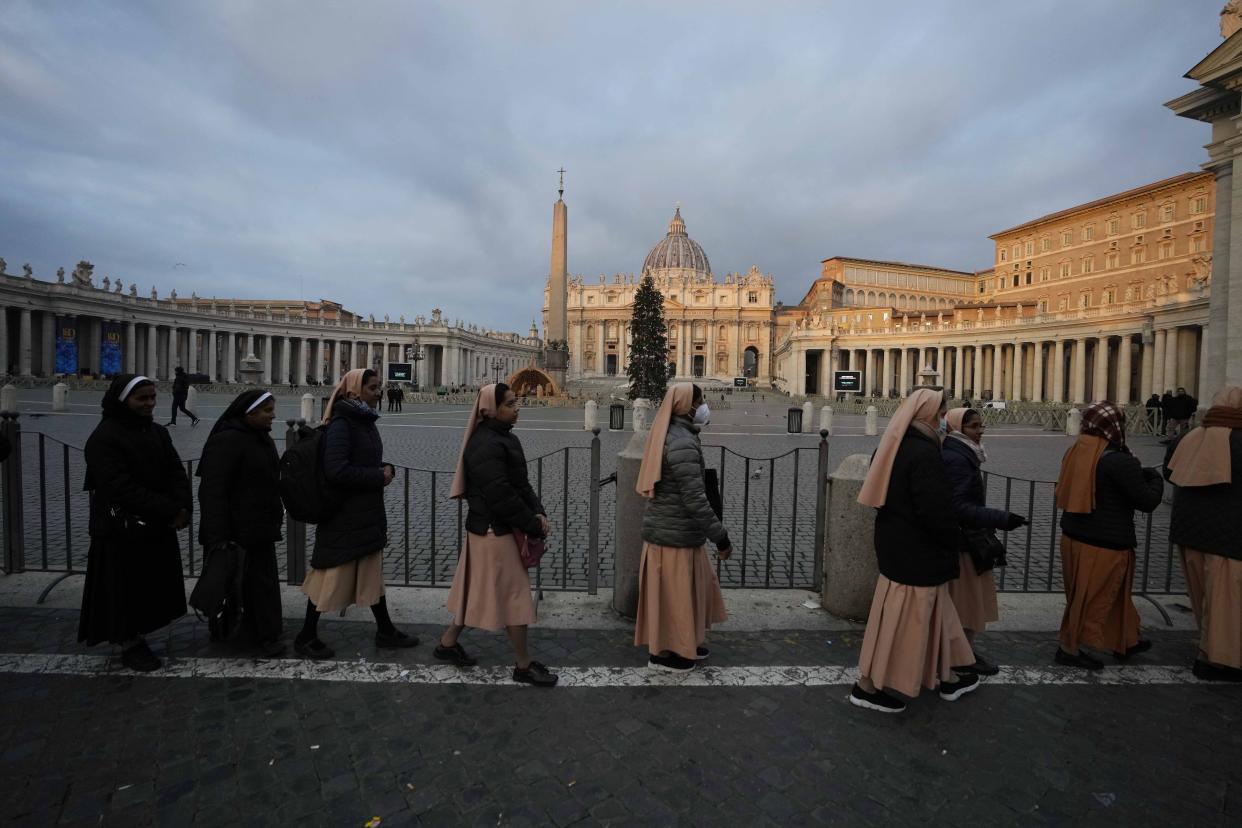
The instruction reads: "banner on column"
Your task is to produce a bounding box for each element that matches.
[55,316,79,375]
[100,322,122,376]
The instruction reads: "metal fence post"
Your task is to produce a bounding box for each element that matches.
[588,427,601,595]
[812,429,829,590]
[283,418,307,585]
[1,412,26,573]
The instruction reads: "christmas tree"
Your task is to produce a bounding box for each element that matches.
[627,275,669,401]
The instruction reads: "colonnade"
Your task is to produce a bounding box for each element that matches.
[797,323,1204,403]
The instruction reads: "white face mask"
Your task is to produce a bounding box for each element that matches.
[693,403,711,426]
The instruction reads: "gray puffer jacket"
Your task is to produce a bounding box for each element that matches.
[641,417,729,548]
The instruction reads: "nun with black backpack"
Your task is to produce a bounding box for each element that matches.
[196,389,286,657]
[78,375,192,672]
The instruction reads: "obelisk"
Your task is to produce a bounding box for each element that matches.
[545,169,569,389]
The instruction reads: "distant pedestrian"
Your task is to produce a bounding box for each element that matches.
[1145,393,1162,433]
[395,385,404,412]
[633,383,730,673]
[1054,401,1163,670]
[294,368,418,659]
[196,389,285,657]
[942,408,1027,675]
[78,375,191,671]
[850,388,978,714]
[166,366,200,427]
[1159,389,1175,436]
[1164,386,1242,682]
[436,383,558,686]
[1164,386,1198,442]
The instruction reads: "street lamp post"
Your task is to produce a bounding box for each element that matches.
[405,337,424,391]
[491,357,503,385]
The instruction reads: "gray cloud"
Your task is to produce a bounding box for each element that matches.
[0,0,1224,329]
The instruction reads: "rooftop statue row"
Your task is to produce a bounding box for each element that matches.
[566,264,775,288]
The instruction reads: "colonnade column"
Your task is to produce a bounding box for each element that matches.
[226,331,237,383]
[188,329,199,374]
[1163,327,1179,391]
[989,343,1002,400]
[1012,342,1024,402]
[146,324,158,379]
[18,309,32,376]
[297,339,308,386]
[1140,335,1154,400]
[164,327,177,380]
[1152,329,1167,395]
[1052,340,1065,403]
[898,348,908,395]
[261,336,272,385]
[1092,337,1109,402]
[863,349,875,396]
[1072,337,1088,404]
[206,331,217,382]
[41,313,53,377]
[879,350,890,396]
[125,321,137,374]
[1032,342,1045,403]
[971,345,983,398]
[952,347,964,397]
[1117,335,1133,405]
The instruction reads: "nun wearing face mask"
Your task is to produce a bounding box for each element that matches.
[196,389,286,656]
[78,375,192,672]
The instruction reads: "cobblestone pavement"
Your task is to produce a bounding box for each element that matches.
[4,390,1181,592]
[1,608,1239,826]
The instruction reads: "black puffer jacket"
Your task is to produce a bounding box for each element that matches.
[641,418,727,549]
[85,416,192,537]
[1164,429,1242,561]
[197,419,284,550]
[873,428,960,586]
[312,400,387,569]
[942,436,1010,533]
[462,418,545,537]
[1059,450,1163,551]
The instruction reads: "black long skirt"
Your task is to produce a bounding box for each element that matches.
[77,526,187,646]
[241,540,283,643]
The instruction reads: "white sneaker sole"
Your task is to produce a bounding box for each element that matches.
[939,679,981,701]
[648,660,695,673]
[848,693,905,714]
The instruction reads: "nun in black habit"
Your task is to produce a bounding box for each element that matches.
[78,374,192,671]
[196,389,286,656]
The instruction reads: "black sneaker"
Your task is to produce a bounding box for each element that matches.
[165,421,177,427]
[294,637,335,660]
[375,629,419,649]
[955,653,1000,676]
[939,672,981,701]
[513,660,558,687]
[1054,647,1104,671]
[433,642,478,667]
[695,646,710,660]
[1192,659,1242,683]
[191,417,201,428]
[848,683,906,714]
[257,639,287,658]
[121,640,161,672]
[648,653,696,673]
[1113,639,1152,661]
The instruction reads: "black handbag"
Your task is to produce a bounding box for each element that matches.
[962,527,1007,574]
[189,541,247,641]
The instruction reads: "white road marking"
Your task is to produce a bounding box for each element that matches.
[0,653,1213,688]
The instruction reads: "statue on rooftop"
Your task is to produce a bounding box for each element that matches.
[57,267,65,283]
[22,263,33,278]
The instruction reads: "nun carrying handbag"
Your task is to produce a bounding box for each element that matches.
[510,526,547,569]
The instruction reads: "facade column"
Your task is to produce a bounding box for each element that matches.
[880,349,891,397]
[1140,335,1155,400]
[1092,337,1110,402]
[936,346,946,390]
[205,331,217,382]
[971,344,984,398]
[165,327,177,380]
[186,329,197,374]
[1072,337,1088,404]
[18,309,32,376]
[1117,335,1133,405]
[1032,341,1045,403]
[863,349,875,396]
[280,337,291,386]
[146,324,158,379]
[39,312,53,377]
[898,347,909,395]
[226,331,237,383]
[1152,328,1167,395]
[952,347,964,398]
[261,336,273,385]
[989,343,1002,400]
[1051,339,1065,403]
[125,321,137,374]
[597,324,605,374]
[1164,327,1180,391]
[297,339,308,386]
[1012,342,1024,402]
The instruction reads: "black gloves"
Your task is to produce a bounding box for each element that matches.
[1003,513,1028,532]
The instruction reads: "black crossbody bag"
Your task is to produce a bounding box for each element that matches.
[962,527,1007,574]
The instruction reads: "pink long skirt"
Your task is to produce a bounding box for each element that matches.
[301,551,384,613]
[947,552,1000,633]
[1182,547,1242,669]
[858,575,975,698]
[634,543,727,660]
[447,530,536,631]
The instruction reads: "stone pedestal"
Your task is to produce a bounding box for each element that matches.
[52,383,69,412]
[822,454,879,621]
[801,401,814,433]
[544,348,568,394]
[1066,407,1082,436]
[239,352,263,385]
[0,384,17,412]
[864,406,878,436]
[301,393,316,422]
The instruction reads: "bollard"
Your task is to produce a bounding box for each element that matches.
[822,454,879,620]
[52,382,69,412]
[1066,407,1082,436]
[301,393,316,422]
[0,384,17,413]
[632,397,653,432]
[819,405,833,435]
[864,405,878,436]
[801,401,814,434]
[584,400,598,431]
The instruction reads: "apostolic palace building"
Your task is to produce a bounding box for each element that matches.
[546,170,1215,405]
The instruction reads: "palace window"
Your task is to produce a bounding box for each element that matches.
[1012,244,1020,260]
[1081,255,1094,273]
[1024,241,1034,257]
[999,248,1007,262]
[1079,292,1091,308]
[1025,271,1032,285]
[1132,212,1146,230]
[1192,235,1206,253]
[1084,225,1095,241]
[1162,204,1175,222]
[1061,230,1073,246]
[1159,241,1174,259]
[1059,296,1069,311]
[748,291,758,303]
[1133,246,1146,264]
[1038,298,1049,313]
[1041,237,1051,252]
[1040,266,1050,282]
[1013,274,1020,287]
[1106,218,1119,235]
[587,295,595,304]
[997,276,1005,290]
[1103,288,1115,304]
[1105,252,1119,269]
[1059,261,1071,278]
[1192,196,1207,214]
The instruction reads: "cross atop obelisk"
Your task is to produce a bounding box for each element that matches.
[557,167,566,199]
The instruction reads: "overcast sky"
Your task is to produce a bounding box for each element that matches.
[0,1,1225,332]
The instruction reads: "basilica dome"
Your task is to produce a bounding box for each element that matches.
[641,208,712,278]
